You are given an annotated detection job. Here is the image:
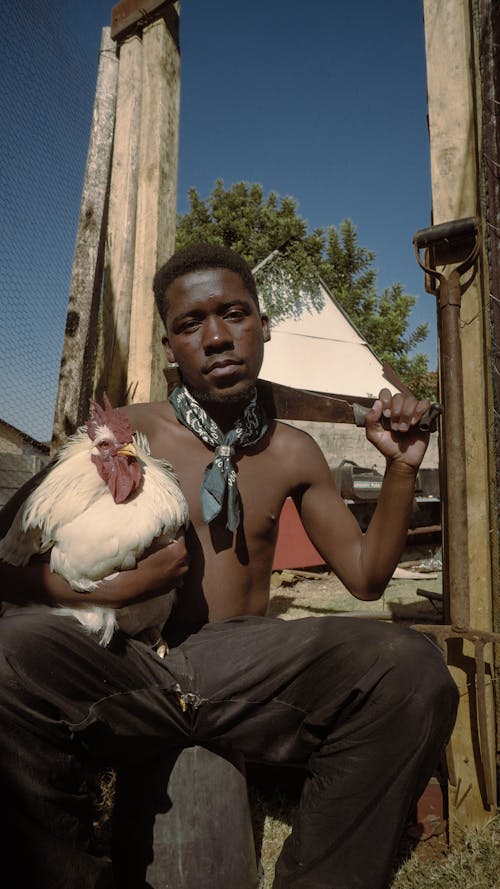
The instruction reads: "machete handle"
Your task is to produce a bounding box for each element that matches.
[352,402,443,433]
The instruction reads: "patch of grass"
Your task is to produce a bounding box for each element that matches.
[248,780,293,889]
[391,818,500,889]
[248,775,500,889]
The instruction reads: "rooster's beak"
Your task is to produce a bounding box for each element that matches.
[117,442,137,459]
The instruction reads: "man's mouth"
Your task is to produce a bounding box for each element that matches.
[204,358,242,376]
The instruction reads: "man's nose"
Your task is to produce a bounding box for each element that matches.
[202,316,233,352]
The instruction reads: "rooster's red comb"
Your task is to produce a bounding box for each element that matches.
[86,393,135,444]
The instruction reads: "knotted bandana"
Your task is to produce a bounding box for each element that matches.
[169,385,268,532]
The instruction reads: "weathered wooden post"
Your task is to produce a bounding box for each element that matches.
[422,0,498,833]
[113,747,259,889]
[94,31,143,406]
[109,0,180,405]
[51,28,118,451]
[56,2,180,426]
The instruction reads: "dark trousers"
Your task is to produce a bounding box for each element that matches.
[0,606,458,889]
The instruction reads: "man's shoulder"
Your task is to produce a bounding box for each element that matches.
[271,419,326,461]
[120,400,176,434]
[119,399,189,462]
[264,421,332,492]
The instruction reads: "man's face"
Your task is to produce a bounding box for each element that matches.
[163,267,270,402]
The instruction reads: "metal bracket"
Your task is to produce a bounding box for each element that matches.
[411,623,498,809]
[111,0,178,42]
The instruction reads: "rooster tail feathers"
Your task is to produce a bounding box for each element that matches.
[56,606,118,645]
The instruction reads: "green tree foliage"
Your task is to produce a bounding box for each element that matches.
[319,221,434,398]
[176,181,435,399]
[176,180,325,320]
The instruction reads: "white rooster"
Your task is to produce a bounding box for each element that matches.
[0,395,189,648]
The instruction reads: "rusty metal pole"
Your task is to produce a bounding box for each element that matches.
[414,218,481,629]
[436,268,469,628]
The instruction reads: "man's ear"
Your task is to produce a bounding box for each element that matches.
[261,313,271,343]
[162,334,177,365]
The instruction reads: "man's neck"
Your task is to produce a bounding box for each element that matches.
[184,387,255,433]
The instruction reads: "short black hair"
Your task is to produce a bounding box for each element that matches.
[153,242,260,321]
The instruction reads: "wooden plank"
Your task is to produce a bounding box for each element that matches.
[110,0,177,42]
[51,28,118,451]
[94,33,143,406]
[127,15,180,404]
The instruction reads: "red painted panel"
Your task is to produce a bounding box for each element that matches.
[273,498,325,570]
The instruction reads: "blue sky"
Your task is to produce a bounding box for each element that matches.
[1,0,435,441]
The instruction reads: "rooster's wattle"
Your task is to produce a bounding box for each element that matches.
[0,395,189,646]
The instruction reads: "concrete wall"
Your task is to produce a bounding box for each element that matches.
[0,422,27,455]
[0,422,50,509]
[287,420,439,472]
[0,453,50,510]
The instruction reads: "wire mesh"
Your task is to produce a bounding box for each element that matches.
[0,0,98,447]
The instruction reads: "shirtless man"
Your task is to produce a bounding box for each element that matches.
[0,243,457,889]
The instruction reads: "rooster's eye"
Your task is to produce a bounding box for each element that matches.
[100,441,111,449]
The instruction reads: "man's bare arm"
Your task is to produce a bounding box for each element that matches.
[296,457,417,600]
[0,537,189,609]
[293,390,430,601]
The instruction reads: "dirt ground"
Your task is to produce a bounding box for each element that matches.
[268,547,443,625]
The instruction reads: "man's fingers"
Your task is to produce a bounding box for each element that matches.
[378,388,394,418]
[375,390,430,433]
[410,399,432,425]
[365,398,382,424]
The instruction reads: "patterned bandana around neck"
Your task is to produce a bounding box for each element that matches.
[169,384,268,532]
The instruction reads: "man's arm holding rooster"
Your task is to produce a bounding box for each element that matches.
[0,539,189,608]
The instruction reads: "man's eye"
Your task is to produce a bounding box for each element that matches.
[225,309,245,320]
[179,319,200,332]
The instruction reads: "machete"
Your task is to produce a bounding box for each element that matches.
[256,379,442,433]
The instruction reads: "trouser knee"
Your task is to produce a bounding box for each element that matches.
[0,607,72,686]
[379,625,458,738]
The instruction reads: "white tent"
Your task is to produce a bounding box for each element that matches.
[260,280,401,398]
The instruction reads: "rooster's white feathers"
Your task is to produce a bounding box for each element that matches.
[0,400,189,646]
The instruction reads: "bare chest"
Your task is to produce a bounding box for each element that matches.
[172,438,288,537]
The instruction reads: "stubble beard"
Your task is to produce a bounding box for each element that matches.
[186,382,256,406]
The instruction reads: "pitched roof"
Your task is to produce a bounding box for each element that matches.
[0,417,50,454]
[260,278,403,398]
